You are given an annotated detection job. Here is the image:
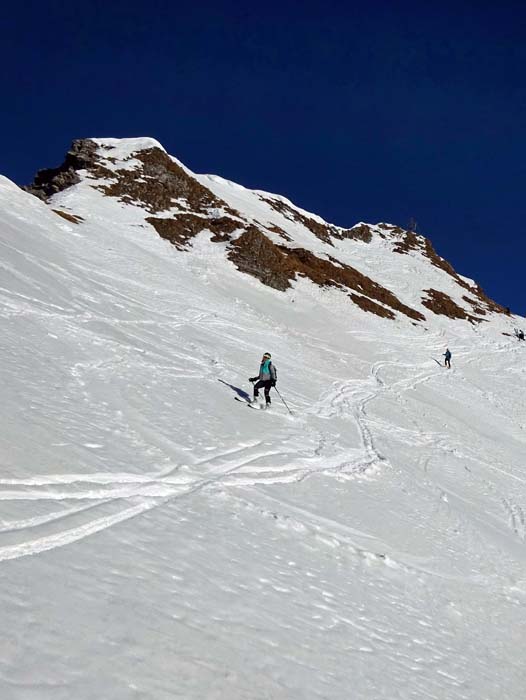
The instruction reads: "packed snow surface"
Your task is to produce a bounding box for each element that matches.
[0,165,525,700]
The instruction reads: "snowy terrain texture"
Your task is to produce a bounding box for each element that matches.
[0,138,525,699]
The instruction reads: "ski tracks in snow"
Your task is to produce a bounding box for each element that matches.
[0,352,437,562]
[309,359,437,477]
[2,339,521,566]
[0,431,375,562]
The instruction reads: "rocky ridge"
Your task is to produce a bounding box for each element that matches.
[25,138,507,324]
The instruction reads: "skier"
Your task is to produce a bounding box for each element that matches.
[443,348,452,369]
[518,329,525,341]
[249,352,277,409]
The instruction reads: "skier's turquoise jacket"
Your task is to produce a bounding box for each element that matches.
[254,360,277,382]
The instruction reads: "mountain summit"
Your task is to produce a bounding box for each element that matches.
[26,137,506,325]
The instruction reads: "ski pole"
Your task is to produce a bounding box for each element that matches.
[275,387,293,416]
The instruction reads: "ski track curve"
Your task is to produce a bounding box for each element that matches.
[0,346,429,562]
[2,339,522,567]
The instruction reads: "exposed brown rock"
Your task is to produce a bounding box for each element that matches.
[394,228,508,317]
[52,209,84,224]
[259,195,337,245]
[423,240,506,314]
[462,295,487,316]
[348,294,395,319]
[377,223,405,239]
[283,247,425,321]
[465,283,507,315]
[146,215,208,249]
[422,289,480,323]
[229,228,424,321]
[146,214,241,249]
[26,139,242,223]
[393,230,424,255]
[259,197,375,245]
[228,227,296,291]
[208,217,243,242]
[25,139,100,201]
[100,148,234,215]
[422,238,456,275]
[264,223,292,242]
[333,224,373,243]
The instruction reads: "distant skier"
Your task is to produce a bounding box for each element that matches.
[518,329,525,341]
[249,352,277,408]
[443,348,452,369]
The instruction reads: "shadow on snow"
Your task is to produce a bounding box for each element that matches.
[218,379,251,401]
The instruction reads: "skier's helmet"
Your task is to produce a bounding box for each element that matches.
[263,352,271,359]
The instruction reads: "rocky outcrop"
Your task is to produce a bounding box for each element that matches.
[228,227,296,291]
[25,139,99,201]
[99,148,239,216]
[262,223,292,241]
[422,289,479,323]
[147,214,241,249]
[259,195,337,245]
[393,230,422,255]
[334,224,373,243]
[349,293,395,319]
[229,227,425,321]
[395,230,507,316]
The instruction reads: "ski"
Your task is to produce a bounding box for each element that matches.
[234,397,267,410]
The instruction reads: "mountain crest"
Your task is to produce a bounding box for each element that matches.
[25,138,507,323]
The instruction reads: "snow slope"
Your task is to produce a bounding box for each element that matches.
[0,145,525,699]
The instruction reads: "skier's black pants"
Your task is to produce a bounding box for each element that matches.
[254,380,272,403]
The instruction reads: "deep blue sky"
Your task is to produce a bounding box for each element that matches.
[2,1,525,312]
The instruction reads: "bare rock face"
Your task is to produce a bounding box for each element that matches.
[395,231,507,316]
[98,148,232,215]
[334,224,373,243]
[229,227,297,291]
[146,214,242,249]
[422,289,479,322]
[229,227,425,321]
[258,195,337,245]
[24,139,99,201]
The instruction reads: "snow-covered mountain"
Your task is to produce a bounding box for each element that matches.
[1,137,525,699]
[25,137,507,326]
